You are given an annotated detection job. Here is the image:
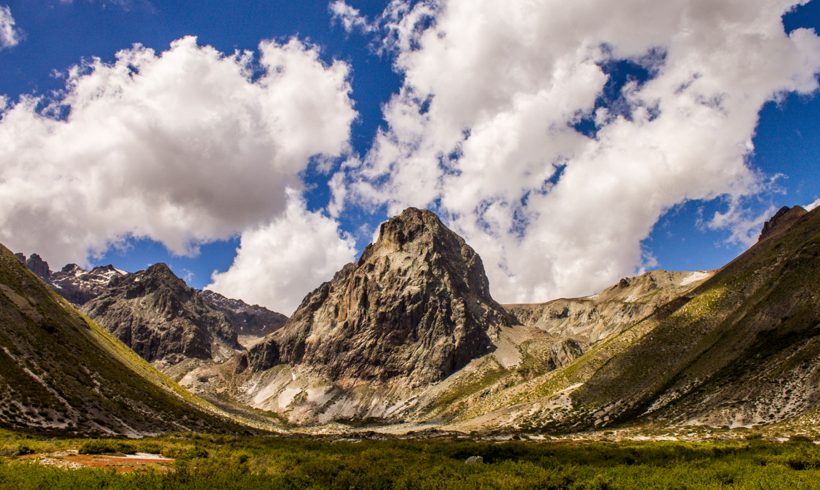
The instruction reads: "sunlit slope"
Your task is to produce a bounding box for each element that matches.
[574,205,819,428]
[449,207,819,432]
[0,244,248,436]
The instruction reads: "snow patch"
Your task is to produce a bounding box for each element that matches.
[680,271,709,286]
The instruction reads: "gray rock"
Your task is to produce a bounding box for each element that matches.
[200,290,287,337]
[465,455,483,464]
[248,207,515,387]
[84,263,241,363]
[25,253,51,282]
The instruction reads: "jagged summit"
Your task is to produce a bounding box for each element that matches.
[248,207,515,387]
[23,253,51,282]
[200,290,287,337]
[758,205,807,242]
[85,264,241,364]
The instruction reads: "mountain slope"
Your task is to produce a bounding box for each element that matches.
[573,205,819,428]
[447,205,819,432]
[506,269,712,344]
[0,244,247,436]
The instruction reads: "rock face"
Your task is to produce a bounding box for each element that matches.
[758,205,807,242]
[84,264,241,364]
[50,263,126,305]
[23,253,51,282]
[15,254,288,367]
[248,207,515,387]
[200,290,287,337]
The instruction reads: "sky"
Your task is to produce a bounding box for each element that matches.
[0,0,818,314]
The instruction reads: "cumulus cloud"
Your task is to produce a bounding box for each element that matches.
[207,190,357,314]
[806,198,820,211]
[0,36,355,280]
[0,5,20,48]
[340,0,820,303]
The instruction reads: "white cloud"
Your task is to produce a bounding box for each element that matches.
[806,198,820,211]
[341,0,820,303]
[0,5,20,48]
[706,199,776,247]
[329,1,373,34]
[207,190,357,314]
[0,36,356,273]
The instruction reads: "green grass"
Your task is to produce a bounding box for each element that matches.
[1,430,819,489]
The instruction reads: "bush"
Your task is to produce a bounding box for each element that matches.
[14,444,34,456]
[78,440,136,455]
[786,455,820,471]
[161,445,209,460]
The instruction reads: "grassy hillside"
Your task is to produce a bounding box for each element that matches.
[0,244,250,436]
[572,206,819,428]
[436,207,818,433]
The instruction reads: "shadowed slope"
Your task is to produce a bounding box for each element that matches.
[0,244,248,436]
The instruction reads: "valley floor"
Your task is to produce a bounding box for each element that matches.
[0,429,818,489]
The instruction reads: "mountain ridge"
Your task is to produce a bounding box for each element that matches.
[0,243,250,436]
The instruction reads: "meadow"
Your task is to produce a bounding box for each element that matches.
[0,429,819,489]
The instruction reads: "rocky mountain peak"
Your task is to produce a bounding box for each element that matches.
[24,253,51,282]
[248,207,515,387]
[758,205,807,242]
[84,264,240,363]
[368,207,449,253]
[200,290,287,337]
[61,263,83,274]
[49,263,126,305]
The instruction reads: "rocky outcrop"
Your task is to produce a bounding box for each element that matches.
[15,254,287,366]
[506,269,713,344]
[758,205,807,242]
[23,253,51,282]
[84,263,241,364]
[248,208,516,388]
[200,290,287,337]
[50,263,126,305]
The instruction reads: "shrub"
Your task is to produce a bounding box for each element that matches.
[78,440,136,455]
[786,455,820,471]
[14,444,34,456]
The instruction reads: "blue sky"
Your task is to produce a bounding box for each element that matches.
[0,1,818,311]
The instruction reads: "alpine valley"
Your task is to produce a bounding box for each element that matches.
[1,204,816,440]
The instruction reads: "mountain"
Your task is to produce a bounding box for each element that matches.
[7,205,814,434]
[83,264,242,365]
[14,254,128,306]
[0,243,246,436]
[247,208,516,387]
[506,269,713,345]
[14,256,287,365]
[224,208,531,423]
[443,205,819,433]
[50,263,126,305]
[200,290,287,338]
[758,205,807,242]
